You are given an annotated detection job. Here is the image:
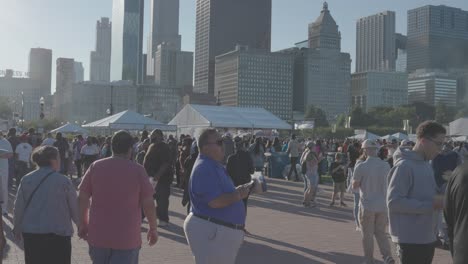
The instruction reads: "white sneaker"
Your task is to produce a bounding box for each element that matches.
[355,226,361,232]
[158,221,169,227]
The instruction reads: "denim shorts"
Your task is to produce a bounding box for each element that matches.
[89,246,140,264]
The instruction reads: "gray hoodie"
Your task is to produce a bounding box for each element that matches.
[387,147,438,244]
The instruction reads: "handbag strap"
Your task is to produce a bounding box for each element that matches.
[23,171,55,212]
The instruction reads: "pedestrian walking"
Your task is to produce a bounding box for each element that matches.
[78,131,158,264]
[81,137,100,173]
[301,142,321,207]
[0,131,13,215]
[444,163,468,264]
[143,129,173,227]
[286,134,300,181]
[352,140,394,264]
[387,121,446,264]
[15,134,33,185]
[53,132,69,175]
[13,145,79,264]
[329,153,347,207]
[184,129,250,264]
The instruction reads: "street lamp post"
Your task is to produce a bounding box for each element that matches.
[107,85,114,116]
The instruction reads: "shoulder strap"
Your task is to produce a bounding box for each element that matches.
[23,171,55,212]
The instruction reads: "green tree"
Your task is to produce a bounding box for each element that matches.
[304,105,329,127]
[335,114,346,127]
[350,106,375,128]
[455,107,468,119]
[435,102,457,124]
[0,96,12,120]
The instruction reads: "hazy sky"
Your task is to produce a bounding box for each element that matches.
[1,0,468,92]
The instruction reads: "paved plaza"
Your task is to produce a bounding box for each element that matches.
[2,178,451,264]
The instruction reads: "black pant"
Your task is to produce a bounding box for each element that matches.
[74,159,82,178]
[16,161,29,185]
[287,157,299,180]
[155,182,171,222]
[23,233,71,264]
[398,243,435,264]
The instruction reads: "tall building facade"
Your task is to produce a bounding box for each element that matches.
[74,62,84,83]
[154,43,193,88]
[146,0,182,77]
[194,0,272,95]
[28,48,52,96]
[395,33,408,72]
[351,72,408,111]
[302,2,351,119]
[90,17,112,82]
[214,45,294,121]
[407,5,468,73]
[408,69,457,107]
[356,11,396,72]
[137,84,182,123]
[56,58,75,92]
[111,0,144,84]
[0,70,42,121]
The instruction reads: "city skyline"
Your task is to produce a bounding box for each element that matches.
[2,0,468,92]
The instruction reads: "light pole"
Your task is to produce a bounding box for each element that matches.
[21,91,24,129]
[107,85,114,116]
[40,97,45,120]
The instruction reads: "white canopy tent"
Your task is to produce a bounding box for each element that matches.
[83,110,176,131]
[169,104,291,135]
[51,123,88,135]
[392,132,409,140]
[449,118,468,136]
[348,132,381,141]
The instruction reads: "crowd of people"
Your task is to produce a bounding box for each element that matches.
[0,121,467,263]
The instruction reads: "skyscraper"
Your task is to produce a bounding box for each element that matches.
[111,0,144,84]
[214,45,294,120]
[90,17,112,82]
[56,58,75,92]
[146,0,182,77]
[301,2,351,119]
[194,0,272,95]
[356,11,396,72]
[154,43,193,88]
[395,33,408,72]
[28,48,52,96]
[407,5,468,73]
[74,61,84,83]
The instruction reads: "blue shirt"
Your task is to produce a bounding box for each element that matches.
[189,154,246,225]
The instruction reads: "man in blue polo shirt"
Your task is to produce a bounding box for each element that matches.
[184,128,250,264]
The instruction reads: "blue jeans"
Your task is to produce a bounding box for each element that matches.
[89,246,140,264]
[353,192,360,228]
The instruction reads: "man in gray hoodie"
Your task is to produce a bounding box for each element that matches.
[387,121,446,264]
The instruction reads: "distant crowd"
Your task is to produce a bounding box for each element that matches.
[0,122,468,264]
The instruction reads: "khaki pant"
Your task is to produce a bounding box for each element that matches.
[184,213,244,264]
[359,208,394,264]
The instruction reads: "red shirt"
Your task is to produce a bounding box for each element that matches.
[79,157,154,249]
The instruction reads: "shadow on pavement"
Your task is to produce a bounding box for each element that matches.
[240,235,365,264]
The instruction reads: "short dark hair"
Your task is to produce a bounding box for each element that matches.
[416,121,446,139]
[31,146,59,167]
[111,130,133,155]
[198,129,218,149]
[291,134,296,140]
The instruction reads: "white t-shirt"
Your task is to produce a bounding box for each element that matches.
[42,138,56,146]
[353,156,391,212]
[0,138,13,178]
[16,143,33,163]
[81,144,100,156]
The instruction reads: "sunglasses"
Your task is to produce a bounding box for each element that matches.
[425,137,444,147]
[206,139,224,146]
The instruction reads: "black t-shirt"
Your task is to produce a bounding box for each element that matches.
[445,163,468,264]
[330,161,346,183]
[143,141,174,185]
[347,146,360,168]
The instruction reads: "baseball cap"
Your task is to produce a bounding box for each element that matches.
[361,139,378,149]
[400,139,412,146]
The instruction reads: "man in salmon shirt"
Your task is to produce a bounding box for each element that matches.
[78,131,158,264]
